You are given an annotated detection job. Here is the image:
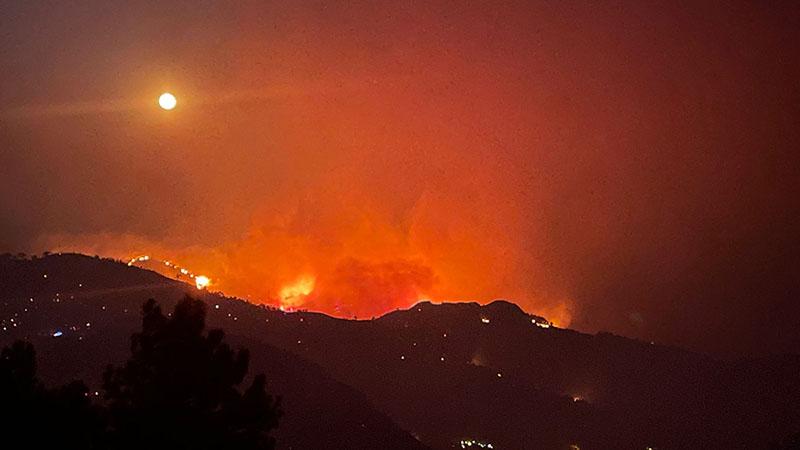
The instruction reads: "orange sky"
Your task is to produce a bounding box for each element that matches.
[2,1,799,355]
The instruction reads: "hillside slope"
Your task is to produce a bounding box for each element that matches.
[2,253,799,449]
[0,253,428,450]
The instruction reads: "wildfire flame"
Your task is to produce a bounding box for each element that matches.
[279,276,316,308]
[194,275,211,290]
[50,218,574,326]
[127,254,211,292]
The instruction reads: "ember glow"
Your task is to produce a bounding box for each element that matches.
[279,276,315,309]
[127,255,210,292]
[194,275,210,290]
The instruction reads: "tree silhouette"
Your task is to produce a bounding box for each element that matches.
[0,341,104,448]
[103,296,281,450]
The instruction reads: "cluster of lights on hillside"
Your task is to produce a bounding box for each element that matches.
[1,274,131,339]
[479,313,552,329]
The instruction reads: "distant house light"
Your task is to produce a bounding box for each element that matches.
[52,330,63,337]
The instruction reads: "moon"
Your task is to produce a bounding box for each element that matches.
[158,92,177,110]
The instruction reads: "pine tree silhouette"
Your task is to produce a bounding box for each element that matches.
[0,341,103,448]
[102,296,281,450]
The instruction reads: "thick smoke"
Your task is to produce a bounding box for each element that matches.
[3,1,799,355]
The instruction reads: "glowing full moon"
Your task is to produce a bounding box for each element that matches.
[158,92,177,110]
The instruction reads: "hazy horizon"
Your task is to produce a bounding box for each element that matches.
[2,0,799,357]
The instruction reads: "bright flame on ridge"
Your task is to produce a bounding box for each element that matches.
[194,275,211,290]
[280,275,316,308]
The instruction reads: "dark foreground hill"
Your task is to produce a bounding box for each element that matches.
[0,254,428,450]
[2,253,799,449]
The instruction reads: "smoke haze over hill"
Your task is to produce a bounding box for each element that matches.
[2,1,799,356]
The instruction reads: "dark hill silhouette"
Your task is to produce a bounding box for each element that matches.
[0,297,282,450]
[2,253,799,449]
[0,253,429,450]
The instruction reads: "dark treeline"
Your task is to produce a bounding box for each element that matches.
[0,296,281,449]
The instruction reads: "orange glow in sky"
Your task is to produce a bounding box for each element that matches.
[8,1,800,355]
[279,276,316,309]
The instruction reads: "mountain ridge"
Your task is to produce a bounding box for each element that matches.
[2,253,799,449]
